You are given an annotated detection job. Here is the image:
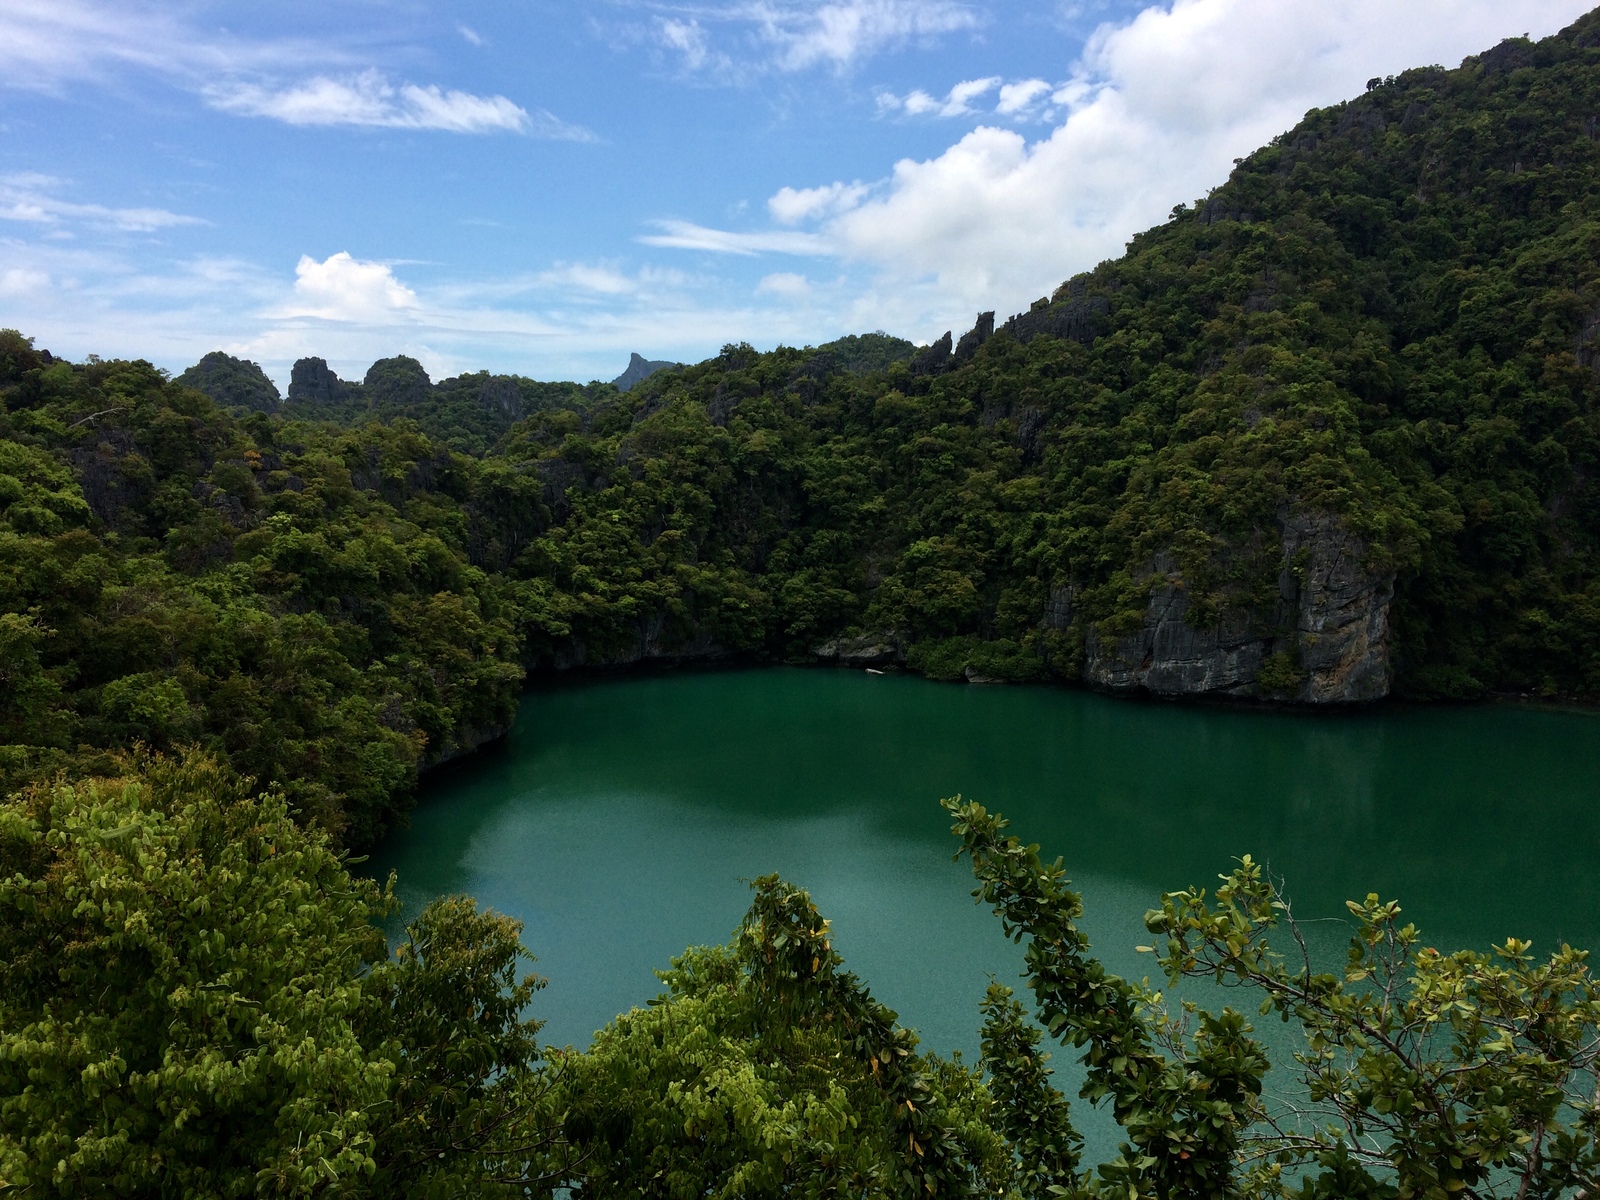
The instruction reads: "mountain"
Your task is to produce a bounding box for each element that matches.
[176,351,280,414]
[501,11,1600,705]
[612,352,679,392]
[277,355,605,454]
[6,10,1600,852]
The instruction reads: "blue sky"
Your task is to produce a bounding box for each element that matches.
[1,0,1595,386]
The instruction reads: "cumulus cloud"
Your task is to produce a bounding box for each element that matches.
[769,181,870,223]
[207,71,586,137]
[0,174,203,233]
[879,74,1001,116]
[658,0,1595,333]
[273,252,421,324]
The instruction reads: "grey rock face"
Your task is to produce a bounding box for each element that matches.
[479,376,523,416]
[910,332,953,376]
[1082,513,1394,704]
[1285,512,1395,703]
[811,632,906,668]
[952,311,995,364]
[613,353,679,393]
[288,357,354,405]
[1001,285,1110,346]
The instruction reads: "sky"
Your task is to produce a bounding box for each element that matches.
[1,0,1597,388]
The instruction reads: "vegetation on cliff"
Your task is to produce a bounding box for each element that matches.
[8,16,1600,836]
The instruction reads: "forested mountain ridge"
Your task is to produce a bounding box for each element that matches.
[7,13,1600,845]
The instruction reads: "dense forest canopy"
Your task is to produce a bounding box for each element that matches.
[9,12,1600,837]
[6,9,1600,1197]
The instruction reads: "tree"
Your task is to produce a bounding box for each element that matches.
[0,752,394,1196]
[0,750,559,1197]
[555,875,1011,1199]
[947,796,1600,1199]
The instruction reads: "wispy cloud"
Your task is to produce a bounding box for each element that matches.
[0,1,587,139]
[0,0,334,91]
[757,0,981,70]
[206,71,587,137]
[757,271,811,296]
[639,219,832,255]
[614,0,979,78]
[0,174,203,233]
[458,24,486,47]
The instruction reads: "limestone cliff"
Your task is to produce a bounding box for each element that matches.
[1080,513,1394,704]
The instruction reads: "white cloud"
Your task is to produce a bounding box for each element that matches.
[638,0,978,76]
[769,181,870,223]
[758,271,812,295]
[639,219,833,255]
[0,237,869,391]
[996,78,1052,115]
[0,267,50,297]
[655,0,1596,337]
[206,71,586,137]
[0,2,588,140]
[880,74,1001,117]
[458,24,486,46]
[658,18,726,73]
[765,0,980,70]
[536,264,641,295]
[0,0,341,92]
[0,174,203,233]
[274,252,421,324]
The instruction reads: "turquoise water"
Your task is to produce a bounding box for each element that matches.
[373,668,1599,1064]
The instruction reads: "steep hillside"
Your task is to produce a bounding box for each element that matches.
[498,13,1600,703]
[6,13,1600,844]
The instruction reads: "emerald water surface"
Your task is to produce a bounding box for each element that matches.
[373,667,1599,1064]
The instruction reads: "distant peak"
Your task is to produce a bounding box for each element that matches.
[613,352,679,393]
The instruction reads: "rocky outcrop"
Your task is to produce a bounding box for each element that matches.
[1081,513,1394,704]
[1001,283,1111,346]
[176,351,281,414]
[952,312,995,364]
[364,356,432,408]
[612,353,679,393]
[287,357,357,406]
[910,332,953,376]
[810,631,906,668]
[1286,512,1394,703]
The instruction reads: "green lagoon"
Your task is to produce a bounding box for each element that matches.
[373,667,1600,1063]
